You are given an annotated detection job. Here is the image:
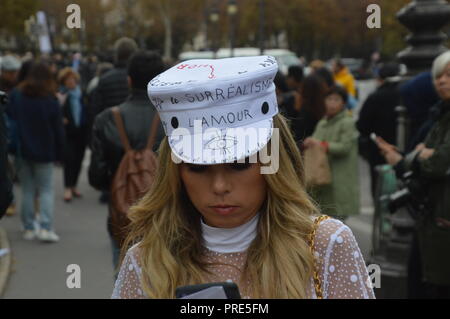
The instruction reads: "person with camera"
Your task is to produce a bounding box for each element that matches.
[376,51,450,298]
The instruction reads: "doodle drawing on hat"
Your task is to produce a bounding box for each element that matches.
[177,63,216,79]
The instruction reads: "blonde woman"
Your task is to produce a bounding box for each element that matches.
[112,56,375,299]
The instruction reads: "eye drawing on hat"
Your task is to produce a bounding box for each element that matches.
[112,56,375,300]
[204,132,238,155]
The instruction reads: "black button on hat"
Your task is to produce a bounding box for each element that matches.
[262,102,269,114]
[171,117,179,129]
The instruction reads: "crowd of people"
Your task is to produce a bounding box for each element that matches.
[0,40,449,299]
[275,52,450,298]
[0,38,146,240]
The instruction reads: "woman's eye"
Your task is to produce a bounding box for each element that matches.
[230,162,252,171]
[187,164,208,173]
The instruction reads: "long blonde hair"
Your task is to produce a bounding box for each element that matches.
[121,113,320,298]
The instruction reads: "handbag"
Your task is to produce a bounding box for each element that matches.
[303,143,332,187]
[309,215,331,299]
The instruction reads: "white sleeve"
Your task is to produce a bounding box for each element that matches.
[111,245,146,299]
[313,218,376,299]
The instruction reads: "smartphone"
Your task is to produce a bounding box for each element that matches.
[176,282,241,299]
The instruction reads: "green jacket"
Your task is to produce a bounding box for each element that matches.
[410,102,450,285]
[310,110,360,218]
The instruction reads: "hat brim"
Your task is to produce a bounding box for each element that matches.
[168,117,274,165]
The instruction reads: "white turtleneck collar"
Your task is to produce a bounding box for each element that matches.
[201,213,260,253]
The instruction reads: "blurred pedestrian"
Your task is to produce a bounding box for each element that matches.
[86,62,114,97]
[309,60,326,73]
[314,67,335,89]
[52,53,67,70]
[1,55,22,217]
[57,67,88,202]
[91,37,138,117]
[0,90,13,218]
[400,71,440,149]
[16,60,35,84]
[286,65,304,93]
[305,86,360,221]
[274,72,301,124]
[332,59,356,98]
[294,74,327,143]
[90,38,138,205]
[4,59,35,217]
[356,62,402,198]
[89,51,165,269]
[79,54,98,93]
[71,52,82,73]
[0,55,21,93]
[6,62,65,242]
[85,62,113,145]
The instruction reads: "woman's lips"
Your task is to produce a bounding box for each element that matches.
[210,206,239,215]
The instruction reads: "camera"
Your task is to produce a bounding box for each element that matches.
[387,170,431,219]
[384,149,432,219]
[0,90,8,105]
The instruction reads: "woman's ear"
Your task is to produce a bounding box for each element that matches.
[127,76,132,89]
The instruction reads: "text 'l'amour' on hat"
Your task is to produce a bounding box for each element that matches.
[147,56,279,165]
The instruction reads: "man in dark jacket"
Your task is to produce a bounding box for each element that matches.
[91,38,138,118]
[0,92,13,218]
[90,37,138,204]
[356,62,402,197]
[88,51,165,269]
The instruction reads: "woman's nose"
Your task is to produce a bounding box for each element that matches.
[210,169,231,195]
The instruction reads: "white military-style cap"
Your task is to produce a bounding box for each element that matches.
[147,55,279,164]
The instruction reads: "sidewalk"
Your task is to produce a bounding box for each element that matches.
[0,163,114,299]
[0,226,11,297]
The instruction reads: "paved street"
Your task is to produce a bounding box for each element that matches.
[1,157,115,299]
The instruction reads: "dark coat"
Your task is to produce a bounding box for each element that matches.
[0,104,13,217]
[61,91,88,143]
[356,80,401,167]
[397,101,450,285]
[400,72,440,136]
[91,67,130,118]
[6,89,65,163]
[88,89,165,191]
[416,102,450,285]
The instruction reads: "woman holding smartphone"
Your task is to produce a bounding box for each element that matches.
[112,56,374,299]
